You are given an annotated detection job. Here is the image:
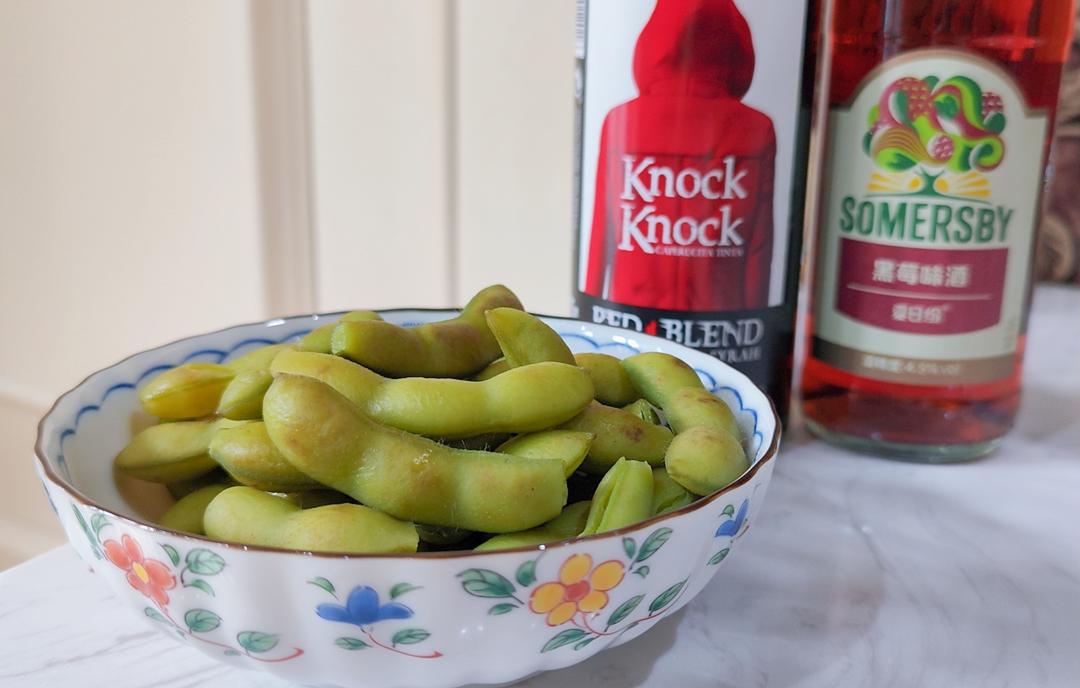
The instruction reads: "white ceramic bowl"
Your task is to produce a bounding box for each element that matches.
[35,310,780,688]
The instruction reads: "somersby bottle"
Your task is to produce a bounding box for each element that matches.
[803,0,1077,460]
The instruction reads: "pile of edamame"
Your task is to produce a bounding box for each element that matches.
[116,285,750,554]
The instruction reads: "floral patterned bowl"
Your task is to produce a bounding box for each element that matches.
[34,310,780,688]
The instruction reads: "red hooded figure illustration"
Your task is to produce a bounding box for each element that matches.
[583,0,776,310]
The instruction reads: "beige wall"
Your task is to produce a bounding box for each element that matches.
[0,0,576,568]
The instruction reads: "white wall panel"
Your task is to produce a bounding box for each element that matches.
[308,0,455,311]
[452,0,577,314]
[0,0,266,404]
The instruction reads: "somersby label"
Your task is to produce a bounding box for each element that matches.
[813,49,1047,385]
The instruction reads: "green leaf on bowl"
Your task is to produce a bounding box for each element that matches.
[633,565,650,579]
[90,512,109,537]
[392,628,430,646]
[515,560,537,587]
[71,506,103,559]
[184,609,221,633]
[541,628,587,653]
[160,544,181,567]
[458,569,516,598]
[721,504,736,518]
[606,594,644,629]
[335,637,369,650]
[488,603,517,615]
[308,576,336,597]
[237,631,279,654]
[648,580,686,613]
[634,527,673,563]
[185,548,226,576]
[390,582,421,599]
[574,636,598,651]
[144,607,169,624]
[185,579,215,597]
[622,537,636,560]
[708,548,730,566]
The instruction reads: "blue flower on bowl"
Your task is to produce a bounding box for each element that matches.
[317,586,414,626]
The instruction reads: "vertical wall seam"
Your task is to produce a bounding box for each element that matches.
[445,0,460,307]
[296,0,319,311]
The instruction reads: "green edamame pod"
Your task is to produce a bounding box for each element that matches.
[204,486,419,554]
[651,467,694,515]
[298,310,383,354]
[263,375,567,533]
[560,401,672,474]
[475,501,592,551]
[138,363,235,420]
[663,387,739,440]
[209,421,322,492]
[271,350,592,438]
[574,353,638,406]
[472,357,509,381]
[115,419,234,483]
[331,284,522,377]
[581,458,654,536]
[622,398,660,424]
[485,308,575,367]
[665,426,749,496]
[216,369,273,420]
[216,344,297,420]
[497,430,593,477]
[621,352,738,438]
[159,484,231,535]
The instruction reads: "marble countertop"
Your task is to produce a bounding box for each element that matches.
[2,285,1078,688]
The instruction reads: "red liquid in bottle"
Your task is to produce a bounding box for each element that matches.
[802,0,1076,460]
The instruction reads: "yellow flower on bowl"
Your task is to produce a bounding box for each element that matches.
[528,554,625,626]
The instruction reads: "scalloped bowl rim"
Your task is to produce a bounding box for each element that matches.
[35,309,781,560]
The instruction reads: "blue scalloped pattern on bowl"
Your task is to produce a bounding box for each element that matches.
[52,327,763,480]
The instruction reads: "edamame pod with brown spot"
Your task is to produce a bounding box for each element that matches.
[559,401,672,474]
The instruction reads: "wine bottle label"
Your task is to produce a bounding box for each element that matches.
[812,48,1048,386]
[573,0,811,410]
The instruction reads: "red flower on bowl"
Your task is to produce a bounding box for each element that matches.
[103,534,176,607]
